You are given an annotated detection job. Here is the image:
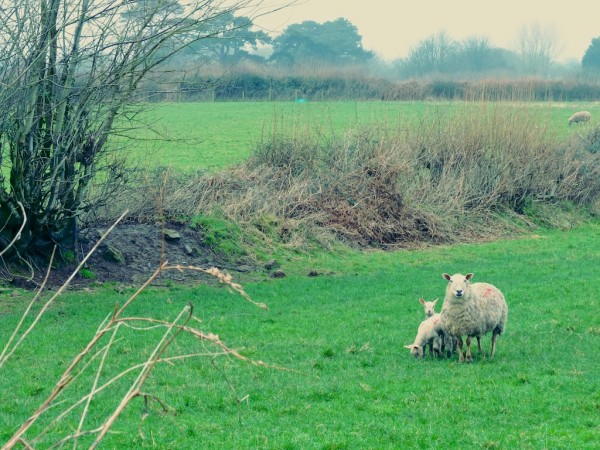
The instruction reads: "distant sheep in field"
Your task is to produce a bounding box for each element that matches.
[404,315,444,358]
[568,111,591,126]
[440,273,508,363]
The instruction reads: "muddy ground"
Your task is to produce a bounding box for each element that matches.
[3,221,262,290]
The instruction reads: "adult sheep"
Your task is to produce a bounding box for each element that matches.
[568,111,591,125]
[440,273,508,363]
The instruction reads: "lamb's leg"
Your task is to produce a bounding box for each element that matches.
[465,336,473,362]
[456,336,464,362]
[477,336,482,353]
[490,330,499,359]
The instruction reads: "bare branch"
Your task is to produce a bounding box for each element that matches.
[0,202,27,258]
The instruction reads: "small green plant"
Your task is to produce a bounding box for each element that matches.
[79,268,96,279]
[61,250,76,264]
[191,213,246,256]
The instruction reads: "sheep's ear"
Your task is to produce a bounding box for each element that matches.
[419,298,425,305]
[443,273,451,281]
[403,345,413,350]
[433,298,438,305]
[465,273,474,281]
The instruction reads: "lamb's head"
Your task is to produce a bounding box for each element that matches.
[419,297,438,317]
[403,344,423,358]
[443,273,474,299]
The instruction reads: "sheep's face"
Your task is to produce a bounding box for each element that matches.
[443,273,474,298]
[419,297,438,317]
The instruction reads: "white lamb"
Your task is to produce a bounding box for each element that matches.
[419,297,457,357]
[568,111,591,126]
[440,273,508,363]
[419,297,438,318]
[404,314,444,358]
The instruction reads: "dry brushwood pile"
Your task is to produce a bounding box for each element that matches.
[115,112,600,255]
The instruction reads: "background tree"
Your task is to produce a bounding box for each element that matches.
[456,37,520,76]
[270,18,373,66]
[181,12,272,65]
[517,22,561,76]
[582,37,600,74]
[400,32,458,77]
[121,0,185,24]
[0,0,271,261]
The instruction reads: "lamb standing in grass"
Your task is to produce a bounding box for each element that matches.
[404,314,443,358]
[440,273,508,363]
[568,111,591,126]
[419,297,456,357]
[418,297,442,354]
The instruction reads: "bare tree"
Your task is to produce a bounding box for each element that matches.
[403,31,458,77]
[517,22,562,76]
[0,0,279,262]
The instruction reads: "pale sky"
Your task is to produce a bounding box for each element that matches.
[254,0,600,62]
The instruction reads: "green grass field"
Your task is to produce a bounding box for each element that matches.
[1,99,599,448]
[1,223,599,448]
[124,100,600,171]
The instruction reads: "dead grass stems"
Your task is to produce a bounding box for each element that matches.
[99,101,599,253]
[1,213,275,449]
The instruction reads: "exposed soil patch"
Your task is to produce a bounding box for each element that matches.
[3,221,258,290]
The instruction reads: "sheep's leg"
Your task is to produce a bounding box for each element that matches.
[441,335,448,357]
[490,330,499,359]
[444,334,456,358]
[465,336,473,362]
[433,337,442,356]
[477,336,482,354]
[456,336,464,362]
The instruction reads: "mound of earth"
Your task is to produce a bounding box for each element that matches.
[5,222,259,290]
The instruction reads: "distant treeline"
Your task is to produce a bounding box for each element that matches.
[137,75,600,102]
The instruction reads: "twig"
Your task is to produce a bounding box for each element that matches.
[33,349,235,440]
[0,201,27,258]
[1,210,128,450]
[0,246,56,368]
[2,223,282,450]
[164,264,268,310]
[90,304,193,448]
[74,324,121,449]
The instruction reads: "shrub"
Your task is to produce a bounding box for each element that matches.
[580,125,600,154]
[109,102,600,252]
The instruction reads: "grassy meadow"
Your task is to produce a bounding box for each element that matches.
[123,100,600,171]
[0,223,599,448]
[1,99,600,448]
